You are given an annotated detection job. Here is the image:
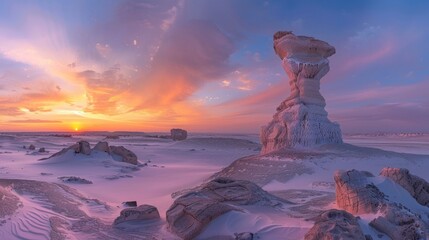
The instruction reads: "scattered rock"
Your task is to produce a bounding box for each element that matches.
[167,178,286,240]
[23,145,26,149]
[235,232,255,240]
[92,141,110,153]
[170,128,188,141]
[123,201,137,207]
[380,167,429,206]
[110,146,138,165]
[334,169,385,214]
[304,209,365,240]
[40,172,53,176]
[38,147,46,153]
[29,144,36,150]
[58,176,92,184]
[114,204,160,225]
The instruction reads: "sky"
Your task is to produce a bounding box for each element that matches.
[0,0,428,133]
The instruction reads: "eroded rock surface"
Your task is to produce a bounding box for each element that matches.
[167,178,285,240]
[369,204,426,240]
[380,167,429,206]
[334,170,385,214]
[334,169,427,240]
[114,204,160,225]
[110,146,138,165]
[304,209,365,240]
[260,31,342,154]
[92,141,110,153]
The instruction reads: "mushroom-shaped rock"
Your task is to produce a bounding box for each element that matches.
[170,128,188,141]
[334,170,385,214]
[110,146,138,165]
[380,167,429,207]
[260,31,342,154]
[92,141,110,153]
[304,209,365,240]
[167,178,285,240]
[113,204,160,225]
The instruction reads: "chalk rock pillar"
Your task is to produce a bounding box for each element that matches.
[260,31,342,154]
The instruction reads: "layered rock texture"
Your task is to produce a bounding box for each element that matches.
[304,209,366,240]
[166,178,286,240]
[114,204,160,225]
[333,169,427,240]
[260,31,342,154]
[170,128,188,141]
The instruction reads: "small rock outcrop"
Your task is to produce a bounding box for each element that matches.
[334,169,427,240]
[334,170,385,214]
[369,204,426,240]
[167,178,285,240]
[171,128,188,141]
[260,31,342,154]
[58,176,93,184]
[304,209,366,240]
[41,141,139,165]
[29,144,36,150]
[92,141,110,153]
[114,204,160,225]
[380,167,429,206]
[38,147,46,153]
[110,146,138,165]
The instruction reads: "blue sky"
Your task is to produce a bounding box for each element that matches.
[0,0,428,133]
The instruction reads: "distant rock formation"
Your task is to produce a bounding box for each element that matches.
[260,31,342,154]
[114,204,160,225]
[170,128,187,141]
[29,144,36,150]
[304,209,366,240]
[166,178,286,240]
[42,141,139,165]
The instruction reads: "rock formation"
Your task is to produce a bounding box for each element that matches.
[166,178,285,240]
[334,170,385,214]
[109,146,138,165]
[42,141,139,165]
[113,204,160,225]
[260,31,342,154]
[369,204,426,240]
[304,209,366,240]
[334,169,427,240]
[380,167,429,206]
[171,128,188,141]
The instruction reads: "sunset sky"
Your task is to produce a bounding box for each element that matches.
[0,0,428,133]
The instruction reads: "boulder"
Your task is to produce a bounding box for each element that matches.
[92,141,110,153]
[38,147,46,153]
[369,204,426,240]
[334,169,385,214]
[167,178,285,240]
[380,167,429,206]
[58,176,92,184]
[110,146,138,165]
[29,144,36,150]
[113,204,160,225]
[76,141,91,155]
[304,209,365,240]
[171,128,188,141]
